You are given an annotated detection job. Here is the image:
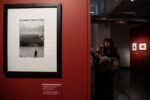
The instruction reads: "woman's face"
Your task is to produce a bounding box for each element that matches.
[104,41,110,48]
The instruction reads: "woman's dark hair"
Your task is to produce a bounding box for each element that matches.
[99,38,115,56]
[104,38,114,47]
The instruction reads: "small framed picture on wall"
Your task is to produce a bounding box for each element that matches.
[139,43,147,51]
[3,4,62,78]
[132,43,137,51]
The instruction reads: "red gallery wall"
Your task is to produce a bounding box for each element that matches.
[130,25,150,76]
[0,0,91,100]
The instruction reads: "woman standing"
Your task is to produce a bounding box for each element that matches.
[92,38,120,100]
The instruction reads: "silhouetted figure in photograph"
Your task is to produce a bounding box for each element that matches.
[34,49,38,57]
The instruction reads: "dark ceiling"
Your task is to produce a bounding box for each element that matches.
[107,0,150,20]
[92,0,150,23]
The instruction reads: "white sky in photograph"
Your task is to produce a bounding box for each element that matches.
[20,19,44,35]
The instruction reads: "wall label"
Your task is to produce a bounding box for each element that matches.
[42,84,62,97]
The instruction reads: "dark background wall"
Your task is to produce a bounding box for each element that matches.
[111,24,134,67]
[91,23,111,49]
[0,0,90,100]
[111,24,131,48]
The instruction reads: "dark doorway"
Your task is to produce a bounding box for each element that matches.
[90,0,150,100]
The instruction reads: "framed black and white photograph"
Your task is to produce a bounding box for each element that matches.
[132,43,137,51]
[139,43,147,51]
[3,4,62,78]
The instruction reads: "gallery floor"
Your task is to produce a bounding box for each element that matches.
[92,68,150,100]
[114,69,150,100]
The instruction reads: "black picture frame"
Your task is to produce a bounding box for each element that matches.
[3,3,62,78]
